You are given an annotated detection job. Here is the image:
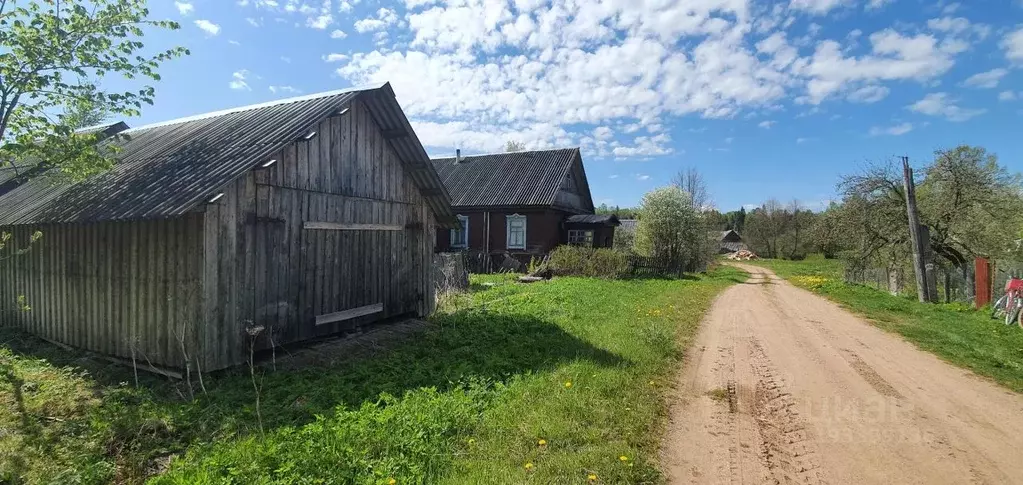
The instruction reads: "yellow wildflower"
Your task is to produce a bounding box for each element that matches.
[524,462,535,471]
[588,473,598,482]
[564,381,573,388]
[619,455,629,462]
[388,479,396,485]
[468,438,476,445]
[538,439,547,446]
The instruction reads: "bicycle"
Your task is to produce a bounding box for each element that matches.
[993,277,1023,327]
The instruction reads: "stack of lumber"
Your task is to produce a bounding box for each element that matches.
[727,249,759,261]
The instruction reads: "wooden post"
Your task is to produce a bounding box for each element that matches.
[902,157,931,303]
[975,257,991,308]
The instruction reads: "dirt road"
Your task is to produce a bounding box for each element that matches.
[662,264,1023,484]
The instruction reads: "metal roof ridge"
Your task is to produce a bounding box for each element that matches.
[430,146,580,160]
[125,82,387,133]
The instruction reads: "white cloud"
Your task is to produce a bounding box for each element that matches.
[609,174,619,179]
[758,120,776,129]
[635,174,651,181]
[998,90,1018,102]
[962,68,1008,89]
[796,137,812,143]
[307,13,333,29]
[788,0,853,15]
[245,17,262,27]
[330,29,348,39]
[175,1,194,16]
[847,85,889,103]
[324,0,989,157]
[194,19,221,36]
[909,92,986,121]
[229,70,251,91]
[280,56,292,63]
[228,39,241,46]
[269,85,301,94]
[355,8,398,33]
[868,122,913,136]
[1004,27,1023,63]
[865,0,894,10]
[323,53,349,63]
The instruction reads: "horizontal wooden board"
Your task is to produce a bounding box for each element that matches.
[304,222,403,231]
[315,303,384,325]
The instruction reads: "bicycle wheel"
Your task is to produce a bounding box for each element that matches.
[1007,302,1020,327]
[993,295,1008,319]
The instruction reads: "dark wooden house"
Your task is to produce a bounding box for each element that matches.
[431,148,615,267]
[0,83,456,372]
[713,230,747,253]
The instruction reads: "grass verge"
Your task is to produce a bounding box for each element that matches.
[1,266,744,484]
[750,257,1023,393]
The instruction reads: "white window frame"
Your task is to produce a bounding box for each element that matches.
[506,213,527,250]
[568,229,593,246]
[450,215,469,248]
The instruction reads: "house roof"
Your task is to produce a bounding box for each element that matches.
[0,83,456,227]
[566,214,620,226]
[430,148,586,209]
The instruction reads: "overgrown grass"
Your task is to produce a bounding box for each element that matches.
[750,257,1023,393]
[0,266,744,484]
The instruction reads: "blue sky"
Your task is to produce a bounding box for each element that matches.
[116,0,1022,211]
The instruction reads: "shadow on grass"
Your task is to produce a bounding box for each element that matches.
[0,304,625,481]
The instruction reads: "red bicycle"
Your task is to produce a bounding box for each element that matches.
[993,277,1023,327]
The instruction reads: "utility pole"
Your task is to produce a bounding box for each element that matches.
[902,156,932,303]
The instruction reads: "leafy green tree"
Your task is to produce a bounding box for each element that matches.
[0,0,187,180]
[635,186,706,271]
[505,140,525,152]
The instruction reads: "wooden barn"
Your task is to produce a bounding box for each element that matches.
[0,83,456,372]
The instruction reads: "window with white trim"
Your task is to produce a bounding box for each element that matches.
[450,215,469,248]
[506,214,527,250]
[568,229,593,246]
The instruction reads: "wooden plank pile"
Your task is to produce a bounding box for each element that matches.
[727,249,759,261]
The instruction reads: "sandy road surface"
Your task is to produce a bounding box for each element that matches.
[662,264,1023,484]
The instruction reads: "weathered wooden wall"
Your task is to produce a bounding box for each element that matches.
[201,98,436,370]
[0,214,205,368]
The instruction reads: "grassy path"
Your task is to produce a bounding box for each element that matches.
[1,267,744,484]
[750,258,1023,393]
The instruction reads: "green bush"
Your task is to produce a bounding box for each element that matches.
[549,246,631,279]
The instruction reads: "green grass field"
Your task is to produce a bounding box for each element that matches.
[1,267,744,484]
[751,257,1023,393]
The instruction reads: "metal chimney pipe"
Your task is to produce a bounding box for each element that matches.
[455,148,461,164]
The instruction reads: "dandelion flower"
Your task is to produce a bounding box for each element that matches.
[564,381,573,388]
[468,438,476,445]
[588,473,598,482]
[538,439,547,446]
[524,462,535,471]
[388,479,396,485]
[619,455,629,462]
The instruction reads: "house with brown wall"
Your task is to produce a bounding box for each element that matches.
[431,148,618,269]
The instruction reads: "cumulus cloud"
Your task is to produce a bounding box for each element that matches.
[330,29,348,39]
[865,0,894,10]
[998,90,1018,102]
[789,0,853,15]
[758,120,776,128]
[229,70,251,91]
[1004,26,1023,63]
[322,0,990,157]
[322,53,349,63]
[355,8,398,33]
[868,122,913,136]
[909,92,986,121]
[175,1,194,16]
[307,13,333,29]
[269,85,301,94]
[195,19,221,36]
[962,68,1008,89]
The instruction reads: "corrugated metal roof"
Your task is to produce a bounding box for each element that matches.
[430,148,580,208]
[566,214,619,225]
[0,83,456,226]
